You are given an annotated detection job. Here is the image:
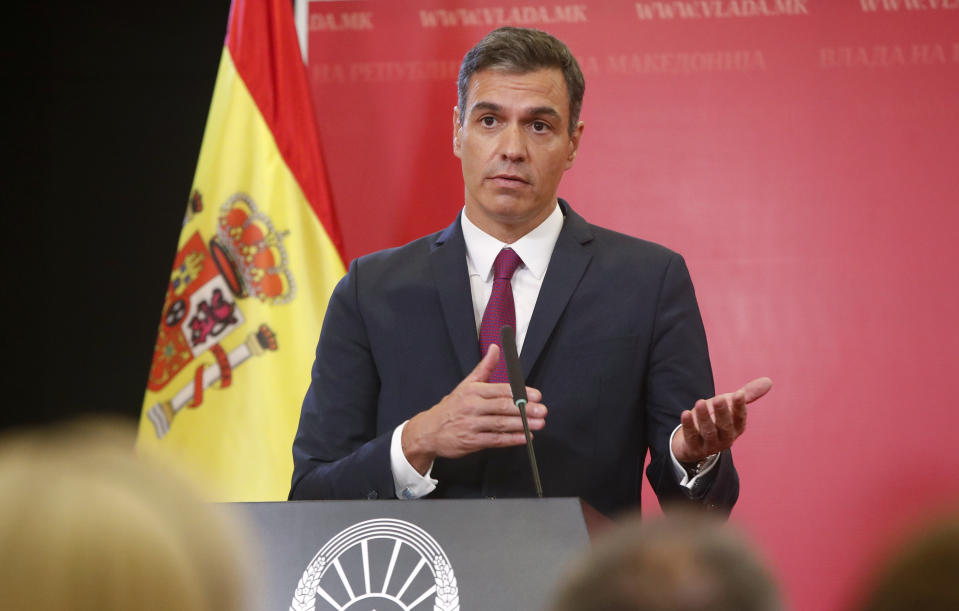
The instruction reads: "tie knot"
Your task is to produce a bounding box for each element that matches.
[493,248,522,280]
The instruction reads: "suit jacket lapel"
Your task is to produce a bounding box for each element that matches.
[430,214,479,378]
[521,200,594,374]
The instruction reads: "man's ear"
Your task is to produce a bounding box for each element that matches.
[452,106,463,158]
[565,120,585,169]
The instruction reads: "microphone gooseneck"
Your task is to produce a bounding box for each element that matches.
[500,325,543,498]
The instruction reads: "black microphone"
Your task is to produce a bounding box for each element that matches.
[500,325,543,498]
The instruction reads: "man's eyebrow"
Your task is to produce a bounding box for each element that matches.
[526,106,562,120]
[468,101,503,115]
[468,102,562,120]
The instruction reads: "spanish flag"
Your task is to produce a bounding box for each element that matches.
[137,0,345,500]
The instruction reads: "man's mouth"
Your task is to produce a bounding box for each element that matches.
[489,174,530,186]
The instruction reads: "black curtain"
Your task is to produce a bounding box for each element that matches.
[11,1,233,429]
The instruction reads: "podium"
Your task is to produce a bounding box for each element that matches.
[235,497,605,610]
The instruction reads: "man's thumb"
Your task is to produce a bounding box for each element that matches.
[466,344,500,383]
[742,377,773,404]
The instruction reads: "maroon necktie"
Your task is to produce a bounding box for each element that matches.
[479,248,523,383]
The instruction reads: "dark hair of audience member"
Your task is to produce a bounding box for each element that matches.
[859,513,959,611]
[550,510,780,611]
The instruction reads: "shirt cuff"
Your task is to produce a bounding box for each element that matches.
[669,425,719,490]
[390,421,438,499]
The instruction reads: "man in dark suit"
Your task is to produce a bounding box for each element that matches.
[290,27,771,517]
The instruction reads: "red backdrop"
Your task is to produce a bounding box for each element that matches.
[299,1,959,609]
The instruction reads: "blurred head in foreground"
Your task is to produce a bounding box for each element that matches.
[859,513,959,611]
[0,419,253,611]
[551,511,780,611]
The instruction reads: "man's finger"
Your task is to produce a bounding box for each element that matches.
[742,377,773,403]
[470,382,545,403]
[486,415,529,433]
[478,414,546,432]
[713,394,736,439]
[677,409,702,461]
[695,400,718,445]
[475,432,529,449]
[679,410,699,445]
[681,404,701,440]
[478,396,548,418]
[494,432,530,447]
[731,390,747,432]
[472,382,517,400]
[465,344,500,384]
[525,402,547,418]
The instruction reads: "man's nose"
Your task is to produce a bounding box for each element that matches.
[498,123,526,162]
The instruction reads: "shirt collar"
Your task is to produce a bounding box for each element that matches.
[461,202,564,281]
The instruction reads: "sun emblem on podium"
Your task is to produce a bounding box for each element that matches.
[290,519,460,611]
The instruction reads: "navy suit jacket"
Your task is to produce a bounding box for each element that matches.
[290,201,738,517]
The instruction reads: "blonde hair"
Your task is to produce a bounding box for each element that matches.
[0,419,254,611]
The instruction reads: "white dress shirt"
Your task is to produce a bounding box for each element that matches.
[389,202,715,499]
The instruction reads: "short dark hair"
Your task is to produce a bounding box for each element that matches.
[860,515,959,611]
[550,512,781,611]
[457,27,585,135]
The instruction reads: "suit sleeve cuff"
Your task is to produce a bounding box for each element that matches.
[390,421,438,499]
[669,425,720,490]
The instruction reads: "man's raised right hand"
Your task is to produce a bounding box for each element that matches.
[400,344,547,475]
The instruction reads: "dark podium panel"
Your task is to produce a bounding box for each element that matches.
[235,497,593,611]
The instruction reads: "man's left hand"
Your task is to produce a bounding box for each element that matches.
[671,377,773,464]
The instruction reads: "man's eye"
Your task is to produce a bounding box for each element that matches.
[481,116,496,127]
[532,121,550,132]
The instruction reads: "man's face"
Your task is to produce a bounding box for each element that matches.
[453,67,583,242]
